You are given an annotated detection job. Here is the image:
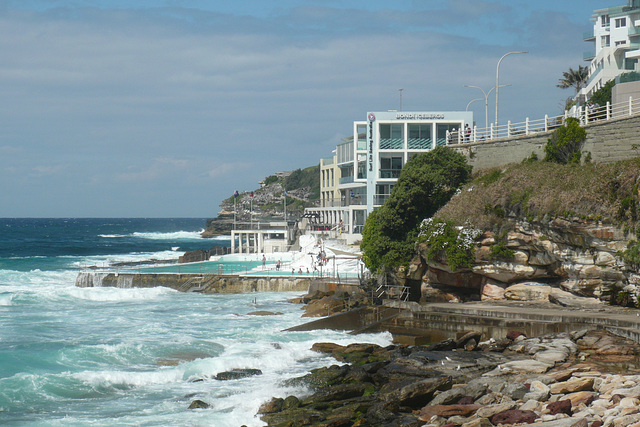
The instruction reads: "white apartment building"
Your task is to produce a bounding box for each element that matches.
[307,110,472,243]
[580,0,640,100]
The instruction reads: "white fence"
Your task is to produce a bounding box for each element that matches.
[447,96,640,144]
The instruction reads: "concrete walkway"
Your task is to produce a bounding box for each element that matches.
[384,300,640,344]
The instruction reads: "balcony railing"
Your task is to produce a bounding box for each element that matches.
[379,169,401,179]
[583,30,595,41]
[379,138,403,150]
[407,137,432,149]
[374,194,390,205]
[339,176,354,185]
[584,50,595,61]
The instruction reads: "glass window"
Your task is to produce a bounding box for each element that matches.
[408,124,432,149]
[379,124,404,149]
[379,156,403,178]
[436,123,460,146]
[602,15,610,27]
[602,35,610,47]
[615,17,626,28]
[356,124,367,151]
[357,154,367,179]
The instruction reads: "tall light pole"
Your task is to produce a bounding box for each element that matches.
[398,88,403,111]
[466,98,483,112]
[465,84,511,131]
[495,51,527,130]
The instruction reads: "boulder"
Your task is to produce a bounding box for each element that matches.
[418,404,480,421]
[481,280,507,301]
[549,377,594,394]
[504,283,552,301]
[491,409,537,425]
[546,399,573,415]
[188,399,210,409]
[214,368,262,380]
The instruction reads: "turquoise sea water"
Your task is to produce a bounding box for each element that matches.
[0,219,390,426]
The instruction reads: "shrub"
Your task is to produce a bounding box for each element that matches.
[417,218,480,271]
[544,118,586,164]
[361,147,472,272]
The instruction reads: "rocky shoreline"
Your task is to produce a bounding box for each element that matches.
[257,327,640,426]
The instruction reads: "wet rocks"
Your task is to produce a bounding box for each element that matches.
[214,368,262,380]
[258,329,640,426]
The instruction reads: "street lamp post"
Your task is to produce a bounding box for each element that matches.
[466,98,483,112]
[465,84,511,132]
[495,51,527,131]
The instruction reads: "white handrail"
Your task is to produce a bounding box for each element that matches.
[450,96,640,145]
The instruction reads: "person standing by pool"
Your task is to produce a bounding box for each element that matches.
[262,254,266,269]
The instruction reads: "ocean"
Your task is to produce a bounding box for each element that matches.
[0,218,390,426]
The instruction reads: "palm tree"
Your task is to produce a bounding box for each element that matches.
[557,65,589,93]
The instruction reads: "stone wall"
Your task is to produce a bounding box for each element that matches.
[76,271,311,294]
[456,115,640,170]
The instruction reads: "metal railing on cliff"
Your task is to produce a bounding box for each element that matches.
[446,96,640,145]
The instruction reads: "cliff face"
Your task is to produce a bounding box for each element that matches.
[402,159,640,306]
[405,217,637,305]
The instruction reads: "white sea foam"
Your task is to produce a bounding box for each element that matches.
[71,250,182,269]
[132,230,205,240]
[0,293,13,306]
[65,286,175,302]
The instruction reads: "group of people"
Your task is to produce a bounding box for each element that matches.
[446,124,473,144]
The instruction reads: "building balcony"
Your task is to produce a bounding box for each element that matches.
[379,138,404,150]
[584,30,595,41]
[374,194,390,205]
[379,169,401,179]
[629,26,640,37]
[407,137,432,150]
[584,50,596,61]
[339,176,354,185]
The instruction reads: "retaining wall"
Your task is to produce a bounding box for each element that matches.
[75,271,311,294]
[456,115,640,170]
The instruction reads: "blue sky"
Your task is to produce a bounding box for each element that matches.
[0,0,621,217]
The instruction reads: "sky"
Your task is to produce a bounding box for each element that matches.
[0,0,621,217]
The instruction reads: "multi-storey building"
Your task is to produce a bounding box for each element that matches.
[308,110,473,243]
[580,0,640,100]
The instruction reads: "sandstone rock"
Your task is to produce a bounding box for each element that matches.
[246,310,283,316]
[481,280,506,301]
[475,402,517,419]
[523,380,551,402]
[485,360,553,375]
[425,267,484,289]
[461,418,493,427]
[564,391,597,408]
[549,377,594,394]
[418,404,480,421]
[473,262,548,283]
[302,296,345,317]
[504,283,552,301]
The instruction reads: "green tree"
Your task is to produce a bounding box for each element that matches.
[557,65,589,94]
[544,118,587,164]
[589,79,615,106]
[361,147,472,272]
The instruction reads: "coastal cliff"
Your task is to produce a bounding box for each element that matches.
[400,158,640,306]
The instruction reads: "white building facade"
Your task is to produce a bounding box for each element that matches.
[581,0,640,100]
[306,110,473,243]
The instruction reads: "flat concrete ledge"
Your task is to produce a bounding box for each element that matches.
[383,300,640,343]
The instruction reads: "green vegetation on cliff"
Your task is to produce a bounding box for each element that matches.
[361,147,472,272]
[435,157,640,233]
